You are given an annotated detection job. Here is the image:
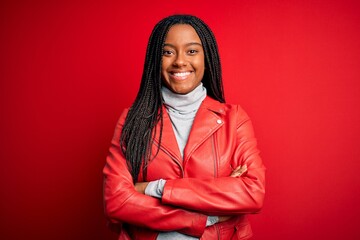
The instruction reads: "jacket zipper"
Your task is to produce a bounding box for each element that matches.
[212,135,218,178]
[212,134,220,240]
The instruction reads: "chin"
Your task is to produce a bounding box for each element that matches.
[171,89,187,94]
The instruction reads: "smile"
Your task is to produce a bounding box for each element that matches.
[172,72,191,77]
[170,71,192,80]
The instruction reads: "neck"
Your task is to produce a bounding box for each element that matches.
[161,83,207,114]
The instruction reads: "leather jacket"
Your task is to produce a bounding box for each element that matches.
[103,96,266,240]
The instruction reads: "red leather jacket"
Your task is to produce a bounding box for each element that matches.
[103,96,265,240]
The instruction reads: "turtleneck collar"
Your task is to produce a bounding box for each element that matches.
[161,83,207,115]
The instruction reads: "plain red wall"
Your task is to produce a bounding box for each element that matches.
[1,0,359,239]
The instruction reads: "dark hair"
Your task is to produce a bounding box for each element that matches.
[120,14,225,182]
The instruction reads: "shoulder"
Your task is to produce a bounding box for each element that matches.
[118,108,130,124]
[112,107,130,135]
[202,96,250,125]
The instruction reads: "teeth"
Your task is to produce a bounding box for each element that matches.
[173,72,190,77]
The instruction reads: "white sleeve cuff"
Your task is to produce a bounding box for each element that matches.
[144,179,166,198]
[206,216,219,227]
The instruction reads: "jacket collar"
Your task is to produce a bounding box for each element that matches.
[200,96,226,116]
[154,96,225,162]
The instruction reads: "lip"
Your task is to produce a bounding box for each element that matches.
[169,71,193,80]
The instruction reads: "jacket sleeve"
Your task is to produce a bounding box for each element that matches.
[103,110,207,236]
[161,106,265,215]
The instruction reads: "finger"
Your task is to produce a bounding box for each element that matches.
[240,165,248,173]
[230,171,243,177]
[233,165,246,173]
[230,165,242,174]
[230,165,248,177]
[234,165,242,170]
[238,165,248,175]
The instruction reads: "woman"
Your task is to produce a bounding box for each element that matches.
[103,14,265,239]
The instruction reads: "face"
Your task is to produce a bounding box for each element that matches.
[161,24,205,94]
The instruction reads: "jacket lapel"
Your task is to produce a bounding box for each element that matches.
[153,97,225,164]
[183,97,225,162]
[153,106,182,161]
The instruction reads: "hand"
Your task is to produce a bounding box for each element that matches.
[134,182,149,194]
[218,216,232,222]
[230,165,247,177]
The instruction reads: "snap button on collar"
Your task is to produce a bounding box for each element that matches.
[217,119,222,124]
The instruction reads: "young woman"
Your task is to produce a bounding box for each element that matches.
[103,14,265,240]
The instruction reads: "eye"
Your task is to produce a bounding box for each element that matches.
[188,49,198,55]
[162,50,173,56]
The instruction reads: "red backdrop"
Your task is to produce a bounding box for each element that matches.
[1,0,360,239]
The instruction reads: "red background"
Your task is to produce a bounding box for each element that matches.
[1,0,360,239]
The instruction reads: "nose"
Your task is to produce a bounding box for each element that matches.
[173,53,187,67]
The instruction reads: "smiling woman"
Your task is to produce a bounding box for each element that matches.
[103,14,265,240]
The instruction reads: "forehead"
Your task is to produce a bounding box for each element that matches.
[165,24,201,44]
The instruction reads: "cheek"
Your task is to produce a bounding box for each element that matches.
[195,59,205,77]
[194,56,205,71]
[161,61,167,78]
[161,58,170,73]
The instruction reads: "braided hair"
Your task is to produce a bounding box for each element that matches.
[120,14,225,183]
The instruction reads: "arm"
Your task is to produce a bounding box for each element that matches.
[103,111,207,236]
[161,108,265,215]
[137,166,249,223]
[137,166,248,197]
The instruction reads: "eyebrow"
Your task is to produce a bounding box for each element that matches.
[163,42,203,48]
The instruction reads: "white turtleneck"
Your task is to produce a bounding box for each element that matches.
[161,82,207,157]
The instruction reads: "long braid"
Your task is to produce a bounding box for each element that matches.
[120,15,225,183]
[191,18,225,103]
